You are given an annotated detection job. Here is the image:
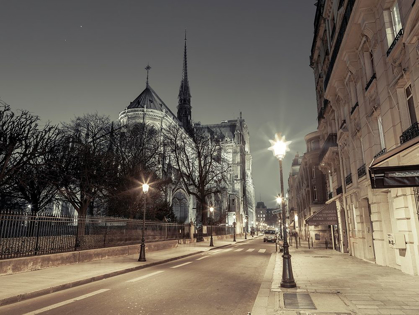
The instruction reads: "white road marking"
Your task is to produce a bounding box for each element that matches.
[171,262,192,268]
[235,249,244,252]
[196,256,210,261]
[126,271,164,283]
[23,289,110,315]
[246,249,255,252]
[258,249,266,253]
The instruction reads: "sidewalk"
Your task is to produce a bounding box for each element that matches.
[0,236,245,307]
[254,246,419,315]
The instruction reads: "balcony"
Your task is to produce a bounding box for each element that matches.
[400,122,419,144]
[365,73,376,91]
[350,102,359,115]
[336,186,343,195]
[387,29,404,57]
[324,0,356,90]
[374,148,387,159]
[345,173,352,186]
[319,133,338,162]
[357,164,366,178]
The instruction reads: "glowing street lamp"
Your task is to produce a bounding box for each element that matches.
[138,183,149,262]
[269,134,296,288]
[209,206,214,247]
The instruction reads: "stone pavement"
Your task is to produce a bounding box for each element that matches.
[0,236,245,307]
[253,245,419,315]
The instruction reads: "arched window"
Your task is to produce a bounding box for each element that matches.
[172,191,188,223]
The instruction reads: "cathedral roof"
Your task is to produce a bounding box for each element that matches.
[127,84,178,121]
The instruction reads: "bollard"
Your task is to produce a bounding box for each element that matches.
[308,238,310,249]
[311,239,314,248]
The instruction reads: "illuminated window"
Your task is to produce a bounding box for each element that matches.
[384,2,402,47]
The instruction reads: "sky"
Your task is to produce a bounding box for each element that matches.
[0,0,318,208]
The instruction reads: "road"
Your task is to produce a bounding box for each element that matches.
[0,238,277,315]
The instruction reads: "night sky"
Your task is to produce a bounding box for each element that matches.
[0,0,318,208]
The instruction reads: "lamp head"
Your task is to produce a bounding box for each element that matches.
[142,183,149,193]
[210,206,214,213]
[268,134,290,161]
[276,195,282,204]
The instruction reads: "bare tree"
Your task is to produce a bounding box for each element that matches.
[11,124,61,215]
[163,124,230,226]
[0,101,58,210]
[106,123,169,219]
[55,113,114,220]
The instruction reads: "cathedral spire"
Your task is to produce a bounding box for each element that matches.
[177,31,192,134]
[145,64,151,87]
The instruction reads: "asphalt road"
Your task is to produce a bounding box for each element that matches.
[0,238,277,315]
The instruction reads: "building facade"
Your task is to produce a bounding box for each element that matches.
[310,0,419,274]
[288,131,329,247]
[118,37,255,234]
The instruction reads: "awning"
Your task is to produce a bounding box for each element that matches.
[369,136,419,189]
[305,201,338,226]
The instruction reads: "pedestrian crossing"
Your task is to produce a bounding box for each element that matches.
[209,248,268,255]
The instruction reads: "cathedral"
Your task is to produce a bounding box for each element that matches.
[118,36,255,233]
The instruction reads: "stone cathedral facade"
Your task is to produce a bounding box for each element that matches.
[118,38,255,233]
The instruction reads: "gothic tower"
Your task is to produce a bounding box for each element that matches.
[177,33,193,135]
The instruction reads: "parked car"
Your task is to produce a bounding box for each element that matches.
[263,229,277,242]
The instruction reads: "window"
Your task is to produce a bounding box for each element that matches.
[384,2,402,47]
[312,167,316,179]
[313,185,318,201]
[406,85,417,124]
[377,116,386,150]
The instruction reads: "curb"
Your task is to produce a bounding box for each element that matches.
[0,251,205,307]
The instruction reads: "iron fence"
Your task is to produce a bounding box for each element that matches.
[0,211,194,260]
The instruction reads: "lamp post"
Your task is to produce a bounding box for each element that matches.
[270,134,296,288]
[244,217,247,239]
[138,183,149,262]
[233,213,236,242]
[209,206,214,247]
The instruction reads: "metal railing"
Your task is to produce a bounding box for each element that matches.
[365,73,376,91]
[0,211,193,260]
[350,102,359,115]
[387,29,404,57]
[357,164,366,178]
[400,122,419,144]
[328,192,333,200]
[374,148,387,159]
[345,173,352,186]
[336,186,343,195]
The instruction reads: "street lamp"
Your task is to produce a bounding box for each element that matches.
[244,217,247,239]
[138,183,149,262]
[269,134,296,288]
[233,213,236,242]
[209,206,214,247]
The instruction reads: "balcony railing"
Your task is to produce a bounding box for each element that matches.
[350,102,359,115]
[319,133,338,162]
[374,148,387,159]
[336,186,343,195]
[365,73,376,91]
[324,0,356,90]
[345,173,353,186]
[328,192,333,200]
[387,29,404,57]
[357,164,366,178]
[400,122,419,144]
